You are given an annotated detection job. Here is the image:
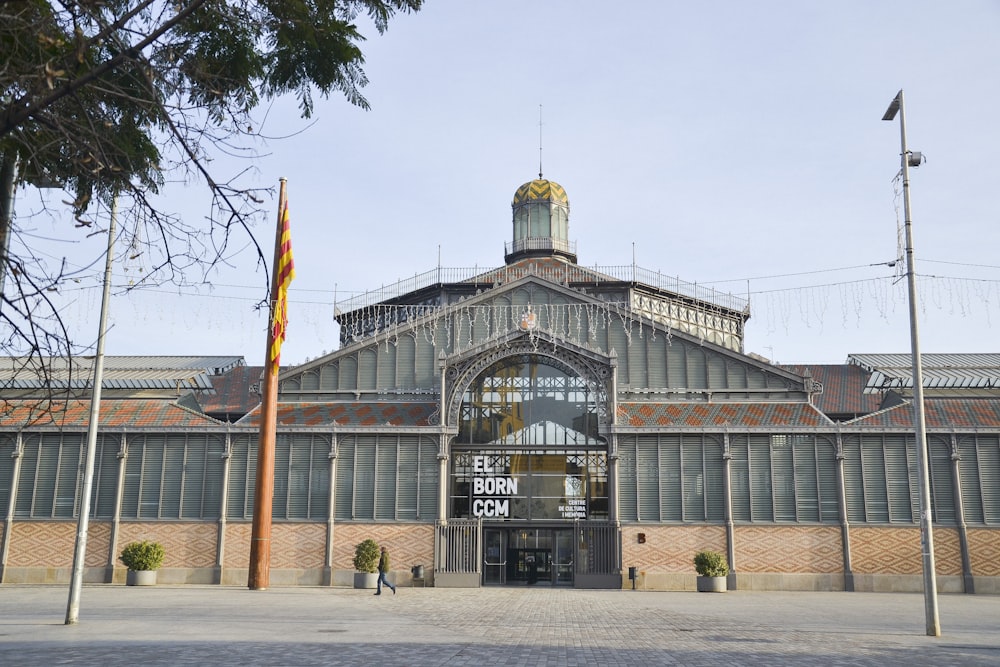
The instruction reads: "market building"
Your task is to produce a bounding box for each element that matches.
[1,175,998,592]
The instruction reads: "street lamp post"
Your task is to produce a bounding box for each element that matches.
[65,195,117,624]
[882,89,940,637]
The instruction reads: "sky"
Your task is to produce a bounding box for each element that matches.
[13,0,1000,368]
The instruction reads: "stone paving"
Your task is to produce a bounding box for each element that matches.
[1,584,998,666]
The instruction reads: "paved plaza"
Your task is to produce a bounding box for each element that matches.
[1,584,998,666]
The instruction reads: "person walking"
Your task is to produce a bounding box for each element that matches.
[375,546,396,595]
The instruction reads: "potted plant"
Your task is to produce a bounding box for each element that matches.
[353,539,380,589]
[119,540,165,586]
[694,550,728,592]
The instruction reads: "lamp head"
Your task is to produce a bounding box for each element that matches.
[882,95,900,121]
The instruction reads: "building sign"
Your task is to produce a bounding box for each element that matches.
[559,498,587,519]
[472,455,518,518]
[451,450,608,521]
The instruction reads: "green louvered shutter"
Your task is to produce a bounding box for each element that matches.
[14,435,40,517]
[54,434,83,518]
[977,436,1000,524]
[286,434,311,519]
[816,437,839,523]
[618,437,637,521]
[636,435,659,521]
[860,436,889,523]
[659,436,681,520]
[793,436,819,522]
[226,435,251,519]
[91,435,121,518]
[0,436,15,514]
[842,436,865,522]
[730,436,750,522]
[926,436,954,523]
[703,437,725,521]
[160,435,185,518]
[309,436,331,520]
[956,436,983,523]
[334,436,356,521]
[884,435,913,523]
[417,437,438,520]
[204,435,225,519]
[375,436,398,520]
[771,436,795,522]
[140,436,167,518]
[681,438,705,521]
[179,435,206,520]
[270,435,290,518]
[748,436,773,521]
[397,436,419,519]
[354,435,376,519]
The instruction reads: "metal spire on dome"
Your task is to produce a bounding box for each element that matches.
[538,104,543,179]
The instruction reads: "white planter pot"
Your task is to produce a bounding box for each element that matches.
[354,572,379,589]
[126,570,158,586]
[696,575,727,592]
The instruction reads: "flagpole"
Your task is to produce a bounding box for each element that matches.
[249,177,288,590]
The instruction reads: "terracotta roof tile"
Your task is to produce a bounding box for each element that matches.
[0,398,225,429]
[238,402,437,427]
[198,365,263,417]
[619,402,832,428]
[847,398,1000,428]
[781,364,881,416]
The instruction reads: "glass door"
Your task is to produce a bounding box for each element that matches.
[483,528,507,585]
[553,529,574,586]
[487,528,574,586]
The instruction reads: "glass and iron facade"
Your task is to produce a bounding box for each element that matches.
[450,355,607,523]
[2,176,999,592]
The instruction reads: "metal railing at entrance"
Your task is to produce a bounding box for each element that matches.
[574,521,620,576]
[435,519,481,574]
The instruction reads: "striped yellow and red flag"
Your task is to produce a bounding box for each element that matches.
[269,200,295,372]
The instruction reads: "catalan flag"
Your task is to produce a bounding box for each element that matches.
[269,200,295,372]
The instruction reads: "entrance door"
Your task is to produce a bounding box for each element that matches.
[553,529,574,585]
[482,528,573,586]
[483,528,507,585]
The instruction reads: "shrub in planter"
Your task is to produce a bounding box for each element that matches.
[119,540,165,586]
[353,539,380,573]
[694,550,728,592]
[119,540,165,571]
[693,550,728,578]
[352,539,381,589]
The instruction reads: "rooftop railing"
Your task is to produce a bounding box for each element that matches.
[335,262,748,315]
[504,237,577,257]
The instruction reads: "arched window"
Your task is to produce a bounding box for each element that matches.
[457,354,600,446]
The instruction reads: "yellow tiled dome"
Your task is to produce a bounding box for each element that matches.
[512,179,569,207]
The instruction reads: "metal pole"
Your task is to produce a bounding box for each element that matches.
[0,156,17,307]
[66,194,117,624]
[883,89,940,637]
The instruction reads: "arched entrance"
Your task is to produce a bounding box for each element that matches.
[438,351,620,588]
